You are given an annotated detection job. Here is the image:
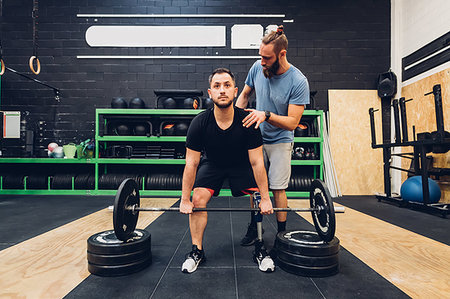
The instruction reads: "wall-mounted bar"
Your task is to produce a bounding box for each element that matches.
[77,14,286,18]
[77,56,260,59]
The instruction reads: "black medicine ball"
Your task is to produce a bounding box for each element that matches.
[184,97,199,109]
[134,124,149,136]
[115,124,131,136]
[129,97,146,109]
[294,123,308,137]
[163,98,177,109]
[111,97,128,109]
[203,98,214,109]
[175,122,189,136]
[162,123,175,136]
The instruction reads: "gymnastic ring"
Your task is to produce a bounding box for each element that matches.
[29,55,41,75]
[0,59,5,76]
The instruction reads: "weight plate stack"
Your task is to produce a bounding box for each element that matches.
[3,174,25,189]
[274,230,340,277]
[26,174,48,189]
[51,174,74,189]
[87,229,152,277]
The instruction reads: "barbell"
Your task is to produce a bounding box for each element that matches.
[113,178,344,243]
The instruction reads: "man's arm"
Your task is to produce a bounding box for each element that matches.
[235,84,254,109]
[180,148,201,214]
[242,104,305,130]
[248,146,273,215]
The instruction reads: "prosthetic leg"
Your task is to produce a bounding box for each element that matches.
[252,192,275,272]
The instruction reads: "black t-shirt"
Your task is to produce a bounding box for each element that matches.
[186,106,263,168]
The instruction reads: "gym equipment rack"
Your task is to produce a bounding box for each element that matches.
[0,108,325,197]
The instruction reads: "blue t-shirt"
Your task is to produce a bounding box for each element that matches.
[245,60,310,144]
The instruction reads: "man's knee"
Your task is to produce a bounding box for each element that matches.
[192,188,212,207]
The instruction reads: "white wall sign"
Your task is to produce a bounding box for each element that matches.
[85,26,226,47]
[231,24,263,49]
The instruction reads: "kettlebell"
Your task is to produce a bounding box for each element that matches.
[292,147,304,160]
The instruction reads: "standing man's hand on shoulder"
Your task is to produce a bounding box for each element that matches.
[243,109,266,129]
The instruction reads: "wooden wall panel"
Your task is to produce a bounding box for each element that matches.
[401,68,450,203]
[328,90,384,195]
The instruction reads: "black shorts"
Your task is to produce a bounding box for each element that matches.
[193,160,258,197]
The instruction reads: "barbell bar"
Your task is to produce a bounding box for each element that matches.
[114,178,343,243]
[125,205,346,213]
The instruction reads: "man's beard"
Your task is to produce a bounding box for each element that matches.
[263,58,280,78]
[213,97,233,108]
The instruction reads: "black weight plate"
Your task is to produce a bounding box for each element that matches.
[274,230,339,256]
[167,174,173,190]
[88,256,152,277]
[87,229,151,255]
[277,250,339,267]
[157,175,163,189]
[295,176,301,190]
[150,175,157,190]
[114,179,140,241]
[310,179,336,242]
[87,248,152,266]
[277,257,339,277]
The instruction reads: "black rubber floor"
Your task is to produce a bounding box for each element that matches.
[65,197,409,299]
[0,195,111,250]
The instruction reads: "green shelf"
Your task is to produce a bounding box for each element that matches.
[0,158,94,164]
[96,108,203,116]
[98,136,186,142]
[96,158,185,164]
[0,109,323,196]
[293,137,322,143]
[291,160,323,166]
[0,189,95,195]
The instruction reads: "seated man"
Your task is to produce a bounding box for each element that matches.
[179,67,275,273]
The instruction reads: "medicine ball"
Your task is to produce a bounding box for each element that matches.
[162,123,175,136]
[400,176,441,203]
[111,97,128,109]
[184,97,199,109]
[53,146,64,158]
[129,98,146,109]
[115,124,131,136]
[203,98,214,109]
[175,122,189,136]
[48,142,58,152]
[134,123,149,136]
[163,98,177,109]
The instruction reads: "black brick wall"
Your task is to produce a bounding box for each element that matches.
[0,0,390,156]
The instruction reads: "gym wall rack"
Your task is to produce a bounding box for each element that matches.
[0,108,324,197]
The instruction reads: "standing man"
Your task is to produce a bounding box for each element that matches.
[236,25,310,246]
[180,68,275,274]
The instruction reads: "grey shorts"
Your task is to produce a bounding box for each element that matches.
[263,142,293,190]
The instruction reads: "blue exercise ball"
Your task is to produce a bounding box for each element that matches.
[400,176,441,203]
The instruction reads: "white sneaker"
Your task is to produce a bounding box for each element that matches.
[253,247,275,273]
[181,245,205,273]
